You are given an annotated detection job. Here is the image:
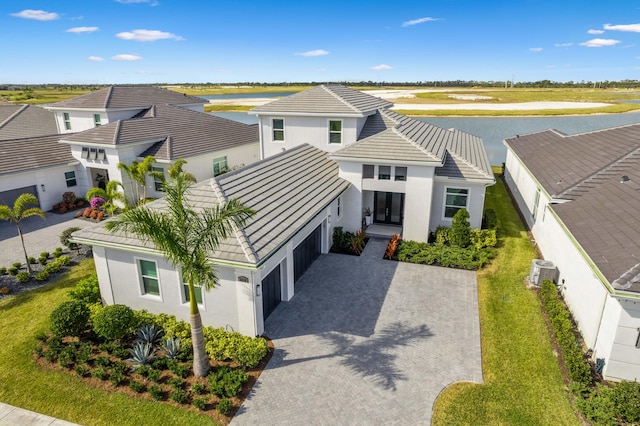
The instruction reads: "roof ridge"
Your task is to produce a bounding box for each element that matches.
[166,135,172,159]
[556,146,640,199]
[104,86,114,109]
[209,179,258,264]
[113,120,122,145]
[322,85,361,114]
[0,105,27,129]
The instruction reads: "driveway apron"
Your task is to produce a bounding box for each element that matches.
[232,238,482,425]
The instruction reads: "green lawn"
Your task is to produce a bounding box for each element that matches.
[0,259,217,426]
[432,172,580,425]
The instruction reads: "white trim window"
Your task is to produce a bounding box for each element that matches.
[63,112,71,130]
[532,189,541,220]
[272,118,284,142]
[444,187,469,219]
[181,271,204,306]
[94,114,101,127]
[329,120,342,144]
[138,259,161,297]
[152,166,164,192]
[213,156,227,176]
[337,196,342,218]
[64,171,77,187]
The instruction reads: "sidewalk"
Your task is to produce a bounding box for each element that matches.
[0,402,79,425]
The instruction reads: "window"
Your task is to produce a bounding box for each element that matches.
[337,196,342,217]
[64,171,77,187]
[81,147,89,159]
[63,112,71,130]
[89,147,98,160]
[97,148,106,161]
[152,166,164,192]
[272,118,284,141]
[378,166,391,180]
[213,156,227,176]
[183,284,203,304]
[93,114,101,127]
[444,188,469,218]
[138,260,160,296]
[329,120,342,144]
[363,164,374,179]
[532,189,541,220]
[395,167,407,181]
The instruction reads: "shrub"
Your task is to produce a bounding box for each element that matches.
[95,356,113,368]
[147,368,162,382]
[171,388,189,404]
[38,255,48,266]
[7,266,18,276]
[168,377,184,389]
[12,262,22,269]
[58,345,76,368]
[50,300,90,337]
[154,314,192,345]
[135,324,165,345]
[75,342,93,364]
[129,379,146,393]
[93,304,135,340]
[34,270,50,282]
[0,267,6,275]
[350,229,366,255]
[125,342,157,369]
[53,247,63,258]
[331,227,353,253]
[160,337,181,359]
[192,397,207,411]
[0,286,9,295]
[60,227,81,250]
[384,234,401,260]
[56,255,72,266]
[396,240,496,270]
[15,271,30,283]
[203,327,268,368]
[470,229,497,249]
[28,256,37,264]
[74,365,88,377]
[91,366,109,380]
[68,274,101,304]
[449,208,471,248]
[611,380,640,423]
[62,191,76,204]
[168,360,190,378]
[434,226,450,245]
[191,381,207,395]
[97,211,105,222]
[149,385,164,400]
[44,261,62,274]
[152,357,169,370]
[482,208,497,229]
[217,398,233,416]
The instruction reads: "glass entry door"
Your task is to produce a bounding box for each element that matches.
[374,192,404,225]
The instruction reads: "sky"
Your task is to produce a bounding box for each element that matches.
[2,0,640,84]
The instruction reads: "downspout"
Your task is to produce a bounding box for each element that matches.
[251,270,259,337]
[591,289,609,360]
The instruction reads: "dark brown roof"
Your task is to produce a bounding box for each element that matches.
[61,104,258,160]
[505,124,640,292]
[48,86,206,109]
[0,105,58,140]
[0,135,75,175]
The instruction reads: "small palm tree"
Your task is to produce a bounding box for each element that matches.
[118,155,156,205]
[86,180,128,214]
[105,171,255,377]
[0,193,45,274]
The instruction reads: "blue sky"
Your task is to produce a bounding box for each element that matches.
[3,0,640,84]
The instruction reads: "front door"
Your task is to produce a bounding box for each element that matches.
[374,192,404,225]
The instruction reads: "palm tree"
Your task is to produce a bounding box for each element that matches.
[117,155,156,205]
[0,193,45,274]
[105,171,255,377]
[86,180,128,214]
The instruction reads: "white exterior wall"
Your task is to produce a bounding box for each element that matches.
[504,149,542,229]
[259,115,364,158]
[404,166,435,242]
[430,179,488,231]
[0,165,81,211]
[605,298,640,381]
[337,162,364,233]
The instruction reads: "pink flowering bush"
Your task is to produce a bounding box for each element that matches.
[89,197,106,210]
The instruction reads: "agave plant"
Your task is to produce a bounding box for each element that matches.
[135,324,165,346]
[160,337,181,360]
[126,341,157,369]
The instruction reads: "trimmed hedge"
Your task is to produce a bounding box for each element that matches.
[50,300,90,337]
[92,304,136,340]
[396,240,496,270]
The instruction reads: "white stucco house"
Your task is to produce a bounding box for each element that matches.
[73,85,494,337]
[0,86,259,211]
[504,124,640,382]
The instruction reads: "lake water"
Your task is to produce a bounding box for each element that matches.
[199,92,296,100]
[213,111,640,165]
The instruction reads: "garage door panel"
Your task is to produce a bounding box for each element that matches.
[262,265,281,320]
[294,225,321,283]
[0,185,38,208]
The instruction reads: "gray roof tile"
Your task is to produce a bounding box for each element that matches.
[0,105,58,140]
[0,135,76,175]
[48,86,207,109]
[250,85,393,116]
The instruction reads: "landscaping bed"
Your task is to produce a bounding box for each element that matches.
[330,226,367,256]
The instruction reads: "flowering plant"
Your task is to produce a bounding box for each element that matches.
[89,197,106,209]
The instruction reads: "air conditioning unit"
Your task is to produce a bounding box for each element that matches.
[529,259,556,286]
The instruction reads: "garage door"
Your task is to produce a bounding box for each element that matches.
[294,225,322,283]
[0,185,38,208]
[261,265,281,320]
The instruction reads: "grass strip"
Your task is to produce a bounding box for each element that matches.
[0,258,217,426]
[432,171,579,425]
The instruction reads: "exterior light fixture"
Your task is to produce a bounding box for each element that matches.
[256,284,261,297]
[40,184,46,192]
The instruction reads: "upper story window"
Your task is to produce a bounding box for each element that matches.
[138,259,160,296]
[64,171,77,187]
[395,167,407,181]
[363,164,374,179]
[337,196,342,218]
[213,156,227,176]
[329,120,342,144]
[93,114,101,127]
[181,272,203,305]
[63,112,71,130]
[152,166,164,192]
[272,118,284,142]
[378,166,391,180]
[444,188,469,218]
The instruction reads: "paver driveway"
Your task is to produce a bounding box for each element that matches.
[232,238,482,425]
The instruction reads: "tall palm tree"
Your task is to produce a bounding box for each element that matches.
[105,171,255,377]
[117,155,156,205]
[0,193,45,274]
[86,180,128,214]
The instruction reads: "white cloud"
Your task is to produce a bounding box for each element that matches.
[295,49,329,57]
[588,29,605,34]
[529,47,543,52]
[579,38,621,47]
[87,56,104,62]
[11,9,59,21]
[603,23,640,32]
[370,64,392,71]
[112,54,142,61]
[66,26,99,34]
[116,29,183,42]
[554,42,573,47]
[402,17,439,27]
[115,0,159,5]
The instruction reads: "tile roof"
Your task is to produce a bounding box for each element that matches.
[0,135,76,175]
[72,144,350,266]
[48,86,207,109]
[332,109,494,180]
[250,85,393,116]
[60,104,258,160]
[505,124,640,292]
[0,105,58,140]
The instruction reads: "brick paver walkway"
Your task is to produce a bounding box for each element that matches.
[232,238,482,425]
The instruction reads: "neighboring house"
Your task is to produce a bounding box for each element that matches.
[73,85,494,337]
[0,86,259,209]
[504,124,640,382]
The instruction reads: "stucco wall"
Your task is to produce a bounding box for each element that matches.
[430,179,487,231]
[0,165,81,211]
[404,166,435,242]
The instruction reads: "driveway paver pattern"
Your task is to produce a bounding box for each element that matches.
[232,238,482,425]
